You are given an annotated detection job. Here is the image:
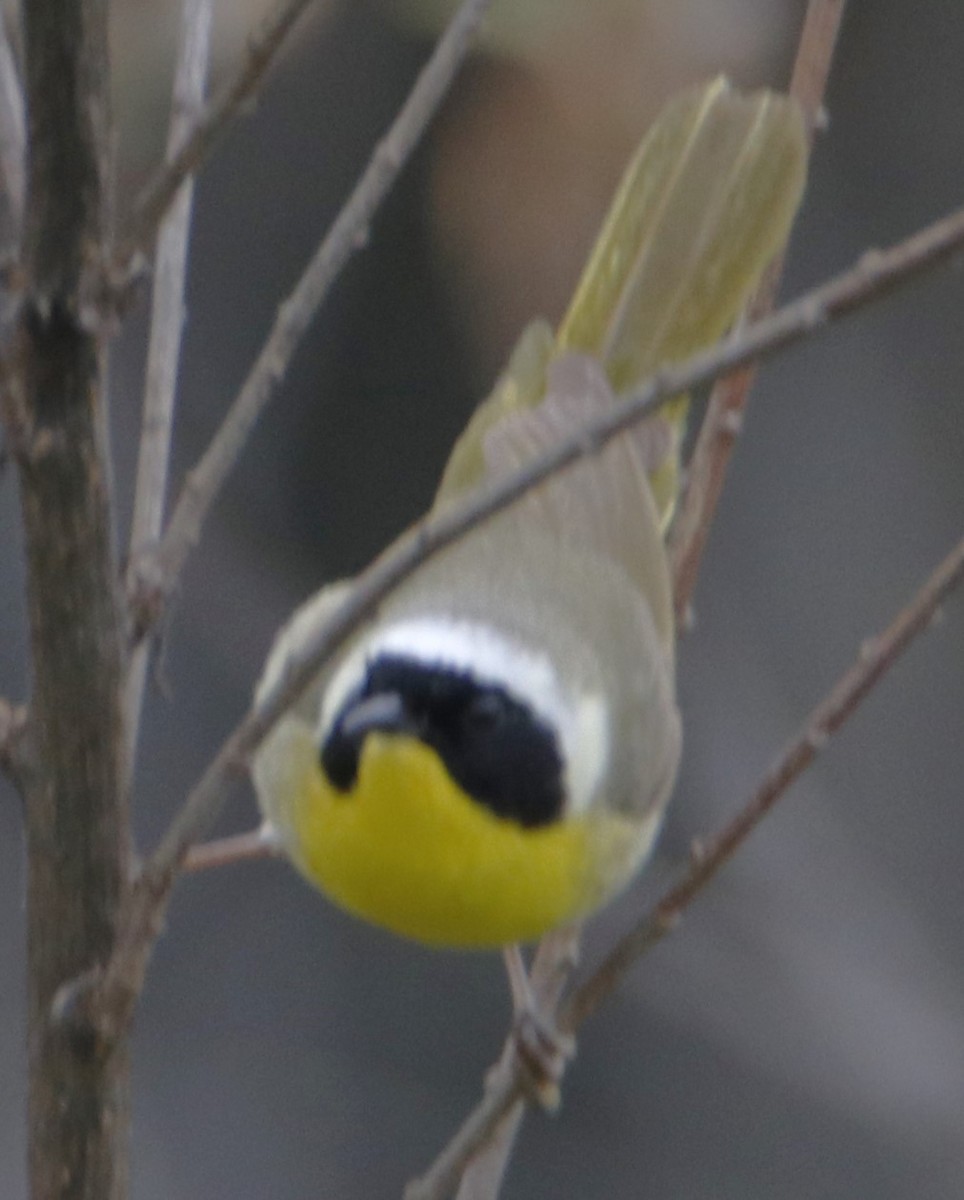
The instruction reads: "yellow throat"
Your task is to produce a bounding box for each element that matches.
[267,720,640,948]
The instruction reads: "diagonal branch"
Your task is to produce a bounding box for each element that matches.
[563,536,964,1030]
[786,0,848,126]
[170,198,964,879]
[124,0,213,765]
[127,0,496,642]
[406,1071,527,1200]
[406,531,964,1200]
[123,0,329,263]
[133,192,964,650]
[88,198,964,1048]
[669,0,848,622]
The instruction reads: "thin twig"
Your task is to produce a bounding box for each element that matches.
[669,0,847,623]
[127,0,496,642]
[452,1107,525,1200]
[449,928,581,1200]
[178,200,964,878]
[123,0,326,262]
[0,8,24,234]
[407,532,964,1200]
[183,825,279,872]
[786,0,848,127]
[124,0,213,765]
[405,1069,527,1200]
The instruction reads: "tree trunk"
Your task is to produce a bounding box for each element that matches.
[16,2,128,1197]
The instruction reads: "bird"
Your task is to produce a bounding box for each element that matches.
[252,77,807,953]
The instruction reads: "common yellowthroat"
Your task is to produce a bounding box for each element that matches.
[253,78,807,948]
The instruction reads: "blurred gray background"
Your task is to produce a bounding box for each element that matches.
[3,0,964,1195]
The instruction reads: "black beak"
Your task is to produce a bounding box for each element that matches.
[337,692,409,740]
[320,691,413,791]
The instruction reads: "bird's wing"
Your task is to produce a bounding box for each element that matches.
[481,350,676,655]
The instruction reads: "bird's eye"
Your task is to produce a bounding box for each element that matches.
[464,690,504,730]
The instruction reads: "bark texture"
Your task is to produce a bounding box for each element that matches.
[16,2,128,1197]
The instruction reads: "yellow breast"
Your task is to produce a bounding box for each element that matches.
[266,722,642,948]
